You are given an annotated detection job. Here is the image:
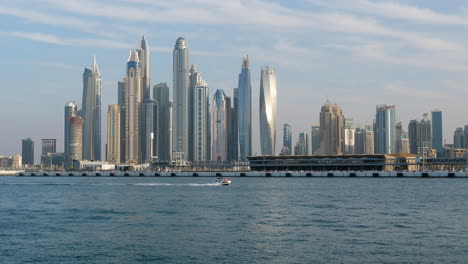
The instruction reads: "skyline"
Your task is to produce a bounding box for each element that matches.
[1,0,468,160]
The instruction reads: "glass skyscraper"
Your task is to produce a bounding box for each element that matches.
[431,110,443,155]
[375,105,396,154]
[259,66,277,156]
[238,56,252,160]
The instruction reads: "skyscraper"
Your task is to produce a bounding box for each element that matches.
[41,139,56,155]
[453,128,464,149]
[69,116,83,167]
[282,124,292,156]
[311,124,320,155]
[354,127,366,154]
[419,113,432,150]
[192,80,210,161]
[464,125,468,150]
[22,138,34,166]
[107,104,121,164]
[118,81,126,163]
[212,89,229,161]
[294,132,309,155]
[64,101,77,168]
[365,130,375,154]
[408,120,420,154]
[137,35,150,101]
[153,83,171,161]
[228,88,239,160]
[259,66,277,155]
[125,50,142,163]
[238,56,252,159]
[81,57,102,161]
[344,118,355,154]
[142,99,158,162]
[396,122,403,153]
[375,105,396,154]
[318,101,345,155]
[173,37,190,159]
[432,110,443,155]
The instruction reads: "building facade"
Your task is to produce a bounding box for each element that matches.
[375,105,396,154]
[68,116,83,168]
[142,99,158,162]
[153,83,171,161]
[125,50,142,163]
[22,138,34,166]
[259,66,277,155]
[192,81,210,161]
[282,124,292,156]
[238,56,252,160]
[107,104,121,164]
[212,89,229,161]
[432,110,443,155]
[311,124,320,155]
[318,102,345,155]
[41,139,56,155]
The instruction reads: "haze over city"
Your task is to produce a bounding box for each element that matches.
[1,0,468,160]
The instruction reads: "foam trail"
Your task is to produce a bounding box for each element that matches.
[131,183,222,187]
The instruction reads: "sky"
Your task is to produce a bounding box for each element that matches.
[1,0,468,161]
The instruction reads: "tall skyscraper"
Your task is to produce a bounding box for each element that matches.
[419,113,432,150]
[282,124,292,156]
[464,125,468,150]
[311,124,320,155]
[318,101,345,155]
[22,138,34,166]
[69,116,83,167]
[400,133,410,153]
[408,120,420,154]
[107,104,121,164]
[153,83,171,161]
[64,101,77,168]
[259,66,277,155]
[125,50,143,163]
[137,35,150,101]
[396,122,403,153]
[212,89,229,161]
[238,56,252,159]
[81,57,102,161]
[192,80,210,161]
[41,139,56,155]
[354,127,366,154]
[453,128,464,149]
[294,132,309,155]
[344,118,355,154]
[375,105,396,154]
[431,110,443,155]
[365,130,375,154]
[117,81,126,163]
[142,99,158,162]
[228,88,239,160]
[173,37,190,159]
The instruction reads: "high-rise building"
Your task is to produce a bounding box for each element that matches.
[408,120,420,154]
[259,66,277,155]
[212,89,229,161]
[365,130,375,154]
[107,104,121,164]
[400,132,410,153]
[282,124,292,156]
[344,118,355,154]
[22,138,34,166]
[228,88,239,160]
[396,122,403,153]
[238,56,252,160]
[81,57,102,161]
[173,37,190,159]
[137,35,150,101]
[41,139,56,155]
[318,101,345,155]
[192,80,210,161]
[420,113,432,151]
[464,125,468,150]
[454,128,464,149]
[117,81,126,163]
[68,116,83,167]
[125,50,143,163]
[64,101,77,167]
[141,99,158,162]
[294,132,309,155]
[311,124,320,155]
[153,83,171,161]
[354,127,366,154]
[432,110,443,155]
[375,105,396,154]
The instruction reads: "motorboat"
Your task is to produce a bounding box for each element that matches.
[217,178,231,185]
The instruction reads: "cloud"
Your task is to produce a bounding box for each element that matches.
[15,61,82,70]
[383,84,448,99]
[4,31,68,45]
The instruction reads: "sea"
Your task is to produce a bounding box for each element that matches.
[1,176,468,263]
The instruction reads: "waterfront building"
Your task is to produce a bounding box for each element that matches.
[318,101,345,155]
[311,124,320,155]
[408,120,420,154]
[375,105,396,154]
[22,138,34,166]
[192,80,210,161]
[64,101,78,167]
[125,50,143,163]
[259,66,277,155]
[238,56,252,160]
[228,88,239,160]
[432,110,443,155]
[153,83,171,161]
[41,152,64,170]
[420,113,432,151]
[212,89,229,161]
[107,104,121,164]
[142,99,158,162]
[81,57,102,161]
[173,37,190,159]
[69,116,83,167]
[454,128,464,149]
[283,124,292,156]
[344,119,355,154]
[41,139,56,155]
[0,155,22,168]
[117,81,126,163]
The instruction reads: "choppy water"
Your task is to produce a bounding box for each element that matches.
[1,176,468,263]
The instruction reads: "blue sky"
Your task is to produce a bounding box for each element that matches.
[1,0,468,159]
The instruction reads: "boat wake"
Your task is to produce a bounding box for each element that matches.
[130,183,222,187]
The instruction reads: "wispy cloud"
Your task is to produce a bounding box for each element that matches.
[15,61,82,70]
[383,84,448,99]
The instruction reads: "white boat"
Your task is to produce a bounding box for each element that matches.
[217,178,231,185]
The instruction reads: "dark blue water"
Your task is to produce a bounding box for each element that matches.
[1,177,468,263]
